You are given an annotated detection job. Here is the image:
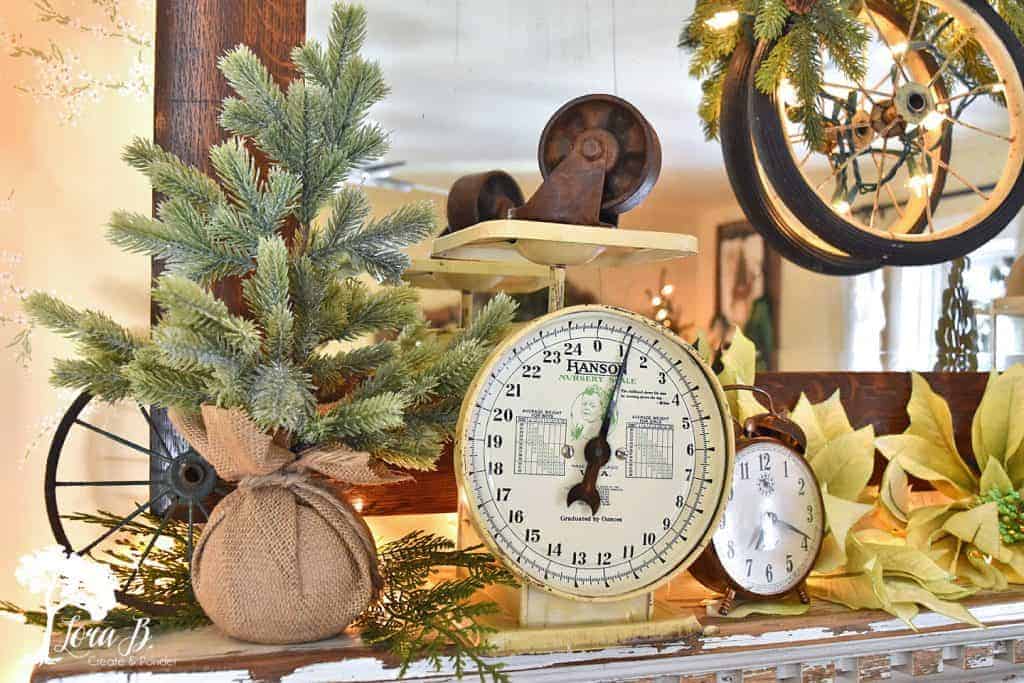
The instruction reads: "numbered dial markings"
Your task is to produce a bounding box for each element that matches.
[457,307,732,599]
[715,441,824,595]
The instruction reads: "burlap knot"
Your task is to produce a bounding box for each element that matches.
[169,405,410,644]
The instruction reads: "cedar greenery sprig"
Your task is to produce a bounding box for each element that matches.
[355,531,518,683]
[24,3,517,468]
[680,0,870,146]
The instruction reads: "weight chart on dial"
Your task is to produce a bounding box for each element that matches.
[514,415,566,477]
[625,423,674,479]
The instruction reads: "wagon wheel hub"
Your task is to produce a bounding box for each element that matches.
[164,449,218,503]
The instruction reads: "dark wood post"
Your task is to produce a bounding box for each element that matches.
[150,1,305,490]
[153,0,305,314]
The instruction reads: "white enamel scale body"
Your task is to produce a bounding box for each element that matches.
[712,439,825,596]
[455,306,734,601]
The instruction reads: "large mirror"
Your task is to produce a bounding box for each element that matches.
[308,0,1024,372]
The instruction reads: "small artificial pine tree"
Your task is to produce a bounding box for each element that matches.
[934,257,979,372]
[25,3,516,469]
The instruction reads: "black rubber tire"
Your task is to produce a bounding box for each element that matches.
[720,33,883,276]
[750,0,1024,266]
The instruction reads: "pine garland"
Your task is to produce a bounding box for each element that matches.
[680,0,1024,147]
[24,2,517,470]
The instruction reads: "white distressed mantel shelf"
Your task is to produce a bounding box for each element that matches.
[32,589,1024,682]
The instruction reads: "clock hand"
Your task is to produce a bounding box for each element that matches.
[775,517,812,541]
[599,335,633,439]
[747,523,764,551]
[567,335,634,515]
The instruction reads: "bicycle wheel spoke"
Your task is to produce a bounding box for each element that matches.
[55,480,152,487]
[822,82,891,99]
[865,8,911,86]
[187,504,194,575]
[885,182,907,218]
[195,500,211,521]
[799,147,814,170]
[906,0,923,45]
[123,506,173,592]
[74,418,173,464]
[943,113,1014,141]
[79,489,169,556]
[928,34,970,88]
[917,130,936,233]
[139,405,174,459]
[933,155,992,200]
[937,82,1003,104]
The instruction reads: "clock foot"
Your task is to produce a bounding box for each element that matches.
[718,588,736,616]
[797,583,810,604]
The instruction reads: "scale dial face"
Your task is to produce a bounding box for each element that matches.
[456,306,733,600]
[713,440,825,596]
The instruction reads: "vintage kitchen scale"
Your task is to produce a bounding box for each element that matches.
[417,93,748,650]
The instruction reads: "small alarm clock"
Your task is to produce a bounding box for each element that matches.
[689,386,824,615]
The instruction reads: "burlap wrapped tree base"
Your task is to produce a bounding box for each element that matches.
[171,406,406,644]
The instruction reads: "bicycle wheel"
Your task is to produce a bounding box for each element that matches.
[721,31,883,275]
[752,0,1024,265]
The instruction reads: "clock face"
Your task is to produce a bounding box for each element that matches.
[713,440,825,595]
[456,306,733,600]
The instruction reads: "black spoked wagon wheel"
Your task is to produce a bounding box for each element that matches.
[751,0,1024,265]
[44,392,225,615]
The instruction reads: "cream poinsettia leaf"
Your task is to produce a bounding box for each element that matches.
[791,393,827,457]
[905,372,960,458]
[1007,446,1024,490]
[813,533,846,573]
[942,502,1009,561]
[919,577,976,600]
[887,601,920,625]
[973,365,1024,473]
[810,425,875,501]
[883,578,982,628]
[822,490,873,561]
[720,326,756,385]
[708,598,811,619]
[813,390,853,442]
[906,503,957,551]
[693,330,713,366]
[980,458,1014,496]
[875,434,976,499]
[808,557,888,611]
[855,528,904,545]
[717,328,764,422]
[962,549,1009,591]
[854,535,957,586]
[880,458,912,524]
